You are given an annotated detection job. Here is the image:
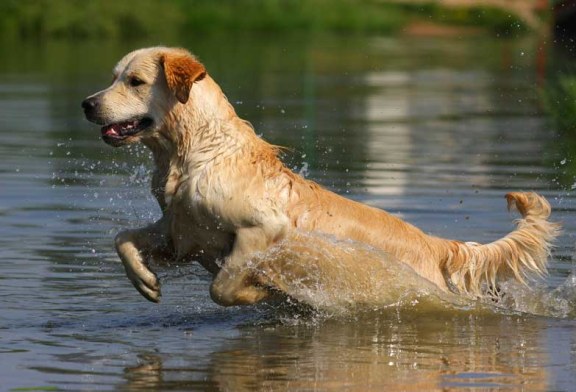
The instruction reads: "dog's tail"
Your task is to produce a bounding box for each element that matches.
[442,192,560,296]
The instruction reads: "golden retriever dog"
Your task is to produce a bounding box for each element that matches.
[82,47,559,307]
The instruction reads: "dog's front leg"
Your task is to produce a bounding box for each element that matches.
[115,218,172,303]
[209,227,275,306]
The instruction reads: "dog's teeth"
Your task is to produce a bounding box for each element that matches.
[101,119,146,138]
[123,121,139,130]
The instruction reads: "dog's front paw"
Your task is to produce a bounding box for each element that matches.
[124,263,162,303]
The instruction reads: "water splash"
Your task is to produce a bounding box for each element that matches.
[248,231,576,319]
[298,161,310,178]
[249,231,469,315]
[66,146,576,320]
[495,274,576,318]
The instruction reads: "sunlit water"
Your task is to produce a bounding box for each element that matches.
[1,35,576,390]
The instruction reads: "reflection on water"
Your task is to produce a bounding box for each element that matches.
[1,34,576,390]
[210,312,553,391]
[117,311,554,391]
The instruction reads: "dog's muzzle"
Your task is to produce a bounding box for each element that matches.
[81,96,100,123]
[81,96,154,146]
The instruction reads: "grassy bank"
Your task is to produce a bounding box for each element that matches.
[0,0,531,41]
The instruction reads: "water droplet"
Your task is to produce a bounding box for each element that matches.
[298,162,310,178]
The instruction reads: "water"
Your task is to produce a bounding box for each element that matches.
[1,34,576,390]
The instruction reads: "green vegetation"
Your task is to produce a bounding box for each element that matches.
[0,0,183,40]
[542,74,576,188]
[543,75,576,133]
[0,0,532,41]
[179,0,407,34]
[401,2,529,35]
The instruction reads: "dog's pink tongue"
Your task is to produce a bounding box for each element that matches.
[102,124,121,136]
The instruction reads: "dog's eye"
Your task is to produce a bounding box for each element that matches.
[129,77,145,87]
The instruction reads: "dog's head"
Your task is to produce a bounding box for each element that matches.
[82,47,206,147]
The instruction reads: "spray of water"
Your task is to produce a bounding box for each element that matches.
[72,144,576,319]
[248,231,576,318]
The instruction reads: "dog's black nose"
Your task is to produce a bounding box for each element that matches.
[81,97,97,112]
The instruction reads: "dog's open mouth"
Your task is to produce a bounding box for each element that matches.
[101,117,153,142]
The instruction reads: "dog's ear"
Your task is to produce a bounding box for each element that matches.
[161,52,206,104]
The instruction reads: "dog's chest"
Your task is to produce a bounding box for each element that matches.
[167,173,234,259]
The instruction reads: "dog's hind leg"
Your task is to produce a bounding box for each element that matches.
[115,217,173,303]
[209,227,275,306]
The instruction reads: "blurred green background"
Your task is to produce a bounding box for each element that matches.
[0,0,534,40]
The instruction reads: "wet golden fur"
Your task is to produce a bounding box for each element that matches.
[82,47,560,306]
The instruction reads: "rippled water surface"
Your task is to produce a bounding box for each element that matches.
[1,35,576,391]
